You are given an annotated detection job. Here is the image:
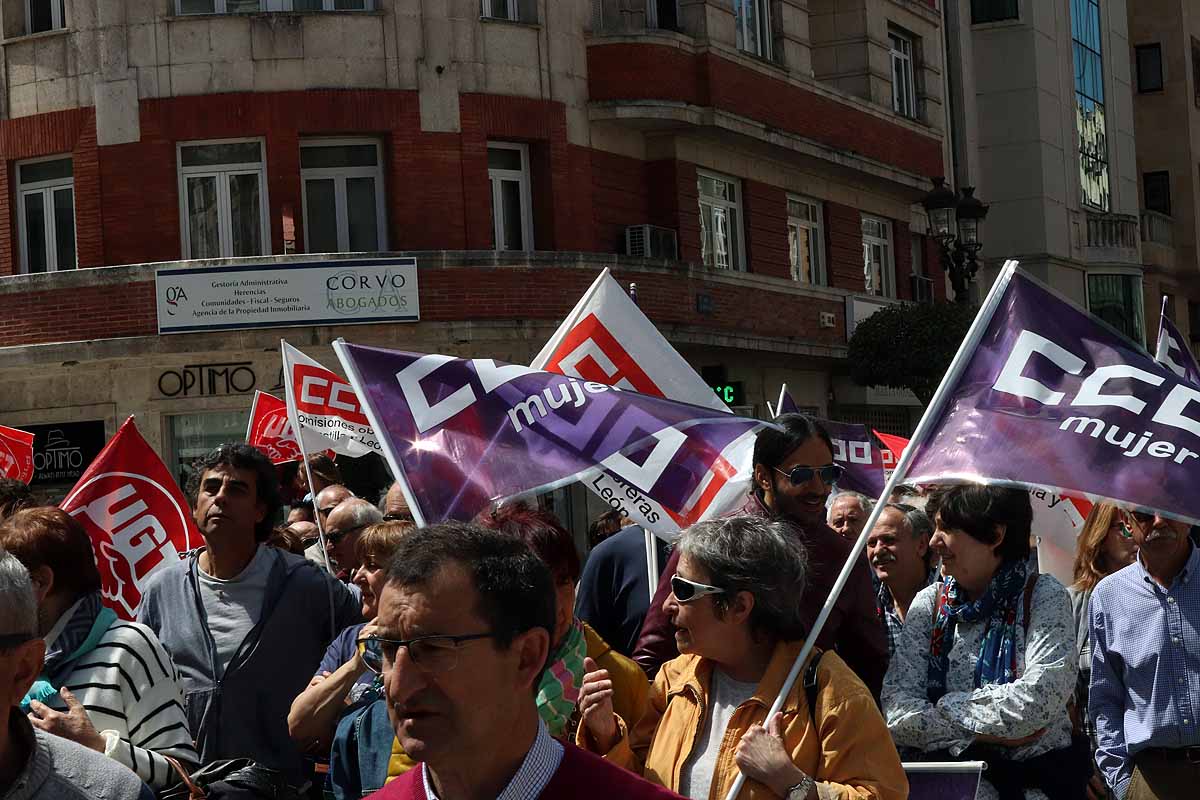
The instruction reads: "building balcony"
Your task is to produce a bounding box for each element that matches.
[1082,211,1141,267]
[1140,209,1176,272]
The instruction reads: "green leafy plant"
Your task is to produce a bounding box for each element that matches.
[847,301,978,405]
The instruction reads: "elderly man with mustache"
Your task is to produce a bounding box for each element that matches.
[866,504,938,657]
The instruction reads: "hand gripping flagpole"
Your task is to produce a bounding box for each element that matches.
[722,260,1019,800]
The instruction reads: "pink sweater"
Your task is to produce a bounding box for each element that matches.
[368,741,684,799]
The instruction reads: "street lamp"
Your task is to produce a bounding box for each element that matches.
[921,178,990,303]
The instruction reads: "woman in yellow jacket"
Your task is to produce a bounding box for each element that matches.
[577,515,907,800]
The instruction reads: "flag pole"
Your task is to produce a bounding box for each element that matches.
[722,260,1020,800]
[1158,295,1168,350]
[332,339,429,529]
[280,341,335,574]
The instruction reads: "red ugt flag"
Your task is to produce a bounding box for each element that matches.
[61,417,200,619]
[0,425,34,483]
[246,391,304,465]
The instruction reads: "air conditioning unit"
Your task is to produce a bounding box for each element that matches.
[625,225,679,260]
[911,274,934,304]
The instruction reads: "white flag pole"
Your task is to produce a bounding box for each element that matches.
[280,341,335,574]
[645,528,659,603]
[1157,294,1168,351]
[332,339,429,529]
[245,391,261,443]
[722,260,1020,800]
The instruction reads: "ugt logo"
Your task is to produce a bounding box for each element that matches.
[67,472,193,619]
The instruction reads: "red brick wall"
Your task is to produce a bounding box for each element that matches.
[827,201,864,292]
[587,44,944,179]
[0,263,848,348]
[591,149,650,253]
[893,221,913,301]
[743,179,789,279]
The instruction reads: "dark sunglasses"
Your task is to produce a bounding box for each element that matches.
[670,574,726,604]
[325,524,365,546]
[773,463,844,486]
[382,512,414,523]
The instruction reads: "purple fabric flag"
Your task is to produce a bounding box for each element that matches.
[778,386,801,415]
[906,269,1200,523]
[1156,310,1200,387]
[333,341,769,524]
[819,418,886,498]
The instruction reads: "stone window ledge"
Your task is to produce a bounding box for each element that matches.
[1,28,71,47]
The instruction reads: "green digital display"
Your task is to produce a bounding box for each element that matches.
[712,382,745,406]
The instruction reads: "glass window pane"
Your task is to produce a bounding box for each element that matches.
[488,147,523,171]
[727,208,740,269]
[713,206,729,268]
[19,158,72,186]
[346,177,380,252]
[181,142,262,168]
[500,179,524,250]
[23,192,47,273]
[305,178,339,253]
[700,204,712,266]
[29,0,54,32]
[180,0,217,11]
[300,144,379,169]
[186,176,220,260]
[53,187,75,271]
[228,173,263,257]
[226,0,262,12]
[334,0,367,8]
[293,0,323,8]
[483,0,512,19]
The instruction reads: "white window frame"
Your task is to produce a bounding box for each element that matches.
[480,0,518,21]
[861,214,895,297]
[735,0,773,60]
[177,137,271,260]
[177,0,372,13]
[698,170,746,272]
[488,142,534,251]
[787,194,825,285]
[300,137,388,254]
[889,30,917,119]
[17,155,75,274]
[26,0,65,33]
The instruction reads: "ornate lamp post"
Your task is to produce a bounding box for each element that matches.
[921,177,990,303]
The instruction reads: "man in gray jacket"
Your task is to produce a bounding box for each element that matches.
[138,444,360,790]
[1,548,152,800]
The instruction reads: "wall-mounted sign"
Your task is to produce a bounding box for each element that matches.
[156,257,419,334]
[24,420,108,486]
[158,362,258,399]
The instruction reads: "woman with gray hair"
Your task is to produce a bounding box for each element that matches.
[577,515,907,800]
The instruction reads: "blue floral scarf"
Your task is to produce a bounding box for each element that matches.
[927,559,1028,704]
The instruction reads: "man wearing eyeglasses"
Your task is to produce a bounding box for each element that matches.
[360,522,683,800]
[632,414,889,699]
[326,499,383,596]
[0,549,154,800]
[1089,510,1200,800]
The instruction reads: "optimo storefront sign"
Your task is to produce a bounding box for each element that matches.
[156,257,419,334]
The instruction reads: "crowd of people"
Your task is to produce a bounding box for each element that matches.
[0,412,1197,800]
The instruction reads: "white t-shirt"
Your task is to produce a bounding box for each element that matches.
[678,668,759,800]
[197,545,274,672]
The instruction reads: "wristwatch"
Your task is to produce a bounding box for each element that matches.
[784,775,816,800]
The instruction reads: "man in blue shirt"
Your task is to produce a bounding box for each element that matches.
[1089,511,1200,800]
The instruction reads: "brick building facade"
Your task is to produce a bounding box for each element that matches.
[0,0,949,524]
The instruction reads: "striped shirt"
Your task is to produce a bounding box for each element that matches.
[1089,544,1200,799]
[42,618,198,789]
[421,719,562,800]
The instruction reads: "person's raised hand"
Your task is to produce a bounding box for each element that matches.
[735,712,807,797]
[578,656,618,751]
[28,687,106,752]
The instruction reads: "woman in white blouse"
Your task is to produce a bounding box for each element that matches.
[882,484,1088,800]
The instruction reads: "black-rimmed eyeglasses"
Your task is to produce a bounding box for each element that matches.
[357,632,496,674]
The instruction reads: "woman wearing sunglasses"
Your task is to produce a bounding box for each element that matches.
[883,484,1088,800]
[1068,504,1137,800]
[577,515,907,800]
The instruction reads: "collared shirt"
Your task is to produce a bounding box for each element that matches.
[876,566,938,657]
[421,719,563,800]
[1089,544,1200,799]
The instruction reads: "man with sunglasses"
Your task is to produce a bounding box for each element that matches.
[1089,509,1200,800]
[0,549,154,800]
[326,498,383,599]
[632,414,889,699]
[360,522,683,800]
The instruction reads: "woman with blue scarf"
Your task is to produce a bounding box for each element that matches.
[882,485,1089,800]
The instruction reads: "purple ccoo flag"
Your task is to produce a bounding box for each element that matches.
[819,419,887,498]
[1155,299,1200,387]
[907,266,1200,524]
[332,341,769,524]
